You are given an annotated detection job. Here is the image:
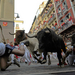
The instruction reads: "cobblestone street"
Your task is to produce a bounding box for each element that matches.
[0,58,75,75]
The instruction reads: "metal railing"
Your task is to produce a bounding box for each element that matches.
[58,22,74,34]
[62,6,68,14]
[56,1,60,7]
[57,12,63,19]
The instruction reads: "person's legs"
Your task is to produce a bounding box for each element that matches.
[27,51,31,61]
[68,55,74,66]
[27,52,31,65]
[23,51,31,65]
[17,57,20,63]
[62,49,72,64]
[25,59,27,64]
[10,54,14,62]
[0,56,12,71]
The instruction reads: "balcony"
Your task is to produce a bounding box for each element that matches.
[42,13,46,19]
[48,14,56,24]
[50,14,56,22]
[43,21,46,26]
[48,18,51,24]
[57,12,63,19]
[54,26,58,31]
[58,21,74,34]
[47,4,54,15]
[55,1,60,8]
[60,0,64,2]
[42,21,47,27]
[62,6,68,14]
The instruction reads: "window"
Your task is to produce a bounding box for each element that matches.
[63,0,67,7]
[61,20,63,22]
[60,19,64,25]
[65,13,71,19]
[58,7,61,13]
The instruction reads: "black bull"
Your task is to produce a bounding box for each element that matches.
[26,28,66,66]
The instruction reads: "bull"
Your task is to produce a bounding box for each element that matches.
[9,30,51,65]
[26,27,66,66]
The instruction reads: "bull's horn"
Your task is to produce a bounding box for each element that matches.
[9,32,16,35]
[26,33,37,38]
[45,30,50,33]
[67,35,72,38]
[45,27,51,33]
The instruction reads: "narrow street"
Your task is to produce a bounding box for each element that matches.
[0,58,75,75]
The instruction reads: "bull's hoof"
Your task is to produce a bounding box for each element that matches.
[48,61,51,65]
[33,51,40,56]
[33,51,37,54]
[58,64,64,68]
[41,60,46,64]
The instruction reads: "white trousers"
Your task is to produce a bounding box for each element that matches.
[0,43,5,56]
[23,45,31,63]
[67,55,75,65]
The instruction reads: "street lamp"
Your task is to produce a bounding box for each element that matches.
[14,13,20,35]
[14,13,20,19]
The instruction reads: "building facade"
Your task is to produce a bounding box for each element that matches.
[54,0,75,42]
[29,0,58,34]
[30,0,75,43]
[0,0,14,43]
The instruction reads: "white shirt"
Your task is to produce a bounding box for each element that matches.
[0,43,5,56]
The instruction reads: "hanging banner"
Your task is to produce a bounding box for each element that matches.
[3,22,8,26]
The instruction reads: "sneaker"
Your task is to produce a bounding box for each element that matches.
[57,62,67,65]
[6,44,15,50]
[64,62,67,65]
[57,63,59,65]
[25,62,27,64]
[14,59,20,67]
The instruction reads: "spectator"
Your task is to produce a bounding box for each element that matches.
[65,18,69,27]
[68,15,73,25]
[62,44,75,66]
[23,45,31,65]
[14,43,20,63]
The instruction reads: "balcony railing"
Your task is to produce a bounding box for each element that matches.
[58,21,74,34]
[43,21,46,26]
[57,12,63,19]
[55,1,60,7]
[62,6,68,14]
[42,13,46,19]
[48,18,51,24]
[47,4,54,15]
[60,0,64,2]
[54,26,58,31]
[48,14,56,24]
